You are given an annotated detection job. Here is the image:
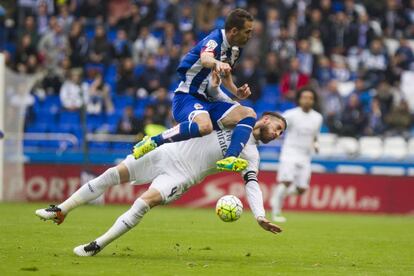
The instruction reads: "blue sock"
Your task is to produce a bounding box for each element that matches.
[225,117,256,158]
[152,121,201,146]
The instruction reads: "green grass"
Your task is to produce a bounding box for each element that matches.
[0,203,413,275]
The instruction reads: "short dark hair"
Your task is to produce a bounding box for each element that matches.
[225,8,254,31]
[262,111,288,131]
[295,87,318,105]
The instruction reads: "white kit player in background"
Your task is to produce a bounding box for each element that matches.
[35,112,287,257]
[270,88,323,223]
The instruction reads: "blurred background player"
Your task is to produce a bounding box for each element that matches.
[270,88,323,223]
[35,112,287,256]
[133,8,257,173]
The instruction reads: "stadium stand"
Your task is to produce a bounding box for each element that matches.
[1,0,413,161]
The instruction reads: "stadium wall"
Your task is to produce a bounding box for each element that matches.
[22,164,414,215]
[23,151,414,176]
[0,53,4,201]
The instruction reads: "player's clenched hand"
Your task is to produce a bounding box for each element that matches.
[257,217,282,234]
[214,61,231,75]
[236,83,251,99]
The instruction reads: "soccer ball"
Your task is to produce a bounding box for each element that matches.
[215,195,243,222]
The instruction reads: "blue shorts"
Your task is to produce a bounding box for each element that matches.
[172,92,238,130]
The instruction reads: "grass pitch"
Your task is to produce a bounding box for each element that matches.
[0,203,413,275]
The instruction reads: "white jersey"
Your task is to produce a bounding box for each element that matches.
[162,130,260,183]
[123,130,264,217]
[280,107,323,162]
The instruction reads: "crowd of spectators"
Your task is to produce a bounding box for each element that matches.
[2,0,414,140]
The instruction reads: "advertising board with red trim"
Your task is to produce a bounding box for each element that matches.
[21,164,414,214]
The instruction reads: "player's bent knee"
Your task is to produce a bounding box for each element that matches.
[193,113,213,135]
[234,106,256,120]
[116,163,130,184]
[140,188,163,208]
[222,106,257,128]
[242,107,257,119]
[198,122,213,136]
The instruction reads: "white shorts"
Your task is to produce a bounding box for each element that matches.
[277,159,311,189]
[122,151,194,204]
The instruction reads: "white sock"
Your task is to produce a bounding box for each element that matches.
[58,167,120,214]
[271,184,287,216]
[95,198,150,248]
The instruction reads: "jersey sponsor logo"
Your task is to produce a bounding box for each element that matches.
[204,40,218,52]
[217,130,232,156]
[194,103,204,110]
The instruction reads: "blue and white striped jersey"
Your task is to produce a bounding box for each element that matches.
[175,29,242,99]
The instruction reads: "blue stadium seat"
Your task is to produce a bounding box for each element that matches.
[89,141,111,150]
[112,141,134,151]
[134,65,145,77]
[106,113,121,133]
[24,139,39,148]
[56,124,83,149]
[114,95,135,109]
[107,28,117,42]
[105,64,117,79]
[261,84,280,102]
[255,99,277,113]
[38,139,60,150]
[85,27,95,40]
[151,29,164,39]
[24,124,47,148]
[278,101,296,112]
[58,124,83,143]
[87,114,105,132]
[240,99,254,108]
[32,97,57,124]
[104,64,117,95]
[26,123,49,133]
[24,123,61,149]
[34,95,60,113]
[5,42,16,57]
[332,1,344,12]
[134,98,151,118]
[36,112,57,126]
[59,111,81,125]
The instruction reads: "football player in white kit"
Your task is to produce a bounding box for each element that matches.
[35,111,287,257]
[270,88,323,223]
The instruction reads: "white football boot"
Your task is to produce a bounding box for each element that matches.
[35,205,66,225]
[74,241,101,257]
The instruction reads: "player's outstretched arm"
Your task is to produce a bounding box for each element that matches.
[244,171,282,234]
[257,216,282,234]
[200,50,250,99]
